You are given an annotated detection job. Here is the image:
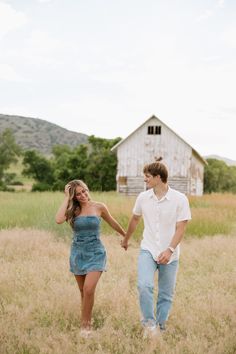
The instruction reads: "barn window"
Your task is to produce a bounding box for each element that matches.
[148,126,153,134]
[147,125,161,135]
[118,176,127,185]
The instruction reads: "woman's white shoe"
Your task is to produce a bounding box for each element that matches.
[79,329,93,338]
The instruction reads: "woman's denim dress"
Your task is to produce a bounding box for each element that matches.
[70,216,107,275]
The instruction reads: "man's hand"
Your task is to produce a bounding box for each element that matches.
[121,237,129,251]
[157,248,173,264]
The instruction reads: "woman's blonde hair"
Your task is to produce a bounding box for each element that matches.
[65,179,90,228]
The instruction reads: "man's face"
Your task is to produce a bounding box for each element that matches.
[144,173,160,189]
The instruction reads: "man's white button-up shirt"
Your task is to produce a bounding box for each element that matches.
[133,187,191,263]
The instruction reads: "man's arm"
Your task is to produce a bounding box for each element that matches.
[157,220,188,264]
[121,214,141,250]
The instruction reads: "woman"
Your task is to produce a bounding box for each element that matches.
[55,179,125,337]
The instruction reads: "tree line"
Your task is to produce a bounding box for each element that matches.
[0,129,120,192]
[204,158,236,193]
[1,128,236,193]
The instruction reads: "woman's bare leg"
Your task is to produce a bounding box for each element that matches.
[79,271,102,329]
[74,274,86,302]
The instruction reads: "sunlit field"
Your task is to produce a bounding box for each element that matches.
[0,192,236,353]
[1,191,236,239]
[0,229,235,354]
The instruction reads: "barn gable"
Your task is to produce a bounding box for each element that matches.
[111,115,207,196]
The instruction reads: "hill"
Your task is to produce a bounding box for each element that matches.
[0,114,88,154]
[204,154,236,166]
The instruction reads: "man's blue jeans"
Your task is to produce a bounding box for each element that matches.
[137,249,179,327]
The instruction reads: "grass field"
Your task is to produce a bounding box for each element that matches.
[0,192,236,353]
[1,192,236,239]
[0,229,235,354]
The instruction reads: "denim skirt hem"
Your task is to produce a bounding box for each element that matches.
[69,247,107,275]
[70,267,107,275]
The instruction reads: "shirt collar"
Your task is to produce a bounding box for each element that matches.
[149,185,171,201]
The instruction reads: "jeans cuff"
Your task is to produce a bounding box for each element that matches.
[141,319,156,327]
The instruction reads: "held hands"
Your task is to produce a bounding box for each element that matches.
[156,248,173,264]
[120,236,129,251]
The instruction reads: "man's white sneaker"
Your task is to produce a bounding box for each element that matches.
[159,323,166,332]
[143,325,159,339]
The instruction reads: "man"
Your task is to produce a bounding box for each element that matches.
[121,159,191,337]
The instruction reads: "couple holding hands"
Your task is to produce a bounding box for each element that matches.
[55,160,191,338]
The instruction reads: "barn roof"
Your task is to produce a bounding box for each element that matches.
[111,115,207,165]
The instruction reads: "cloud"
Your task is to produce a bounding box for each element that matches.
[17,30,65,66]
[195,1,225,23]
[0,106,36,118]
[26,30,62,53]
[200,56,221,62]
[217,0,225,8]
[0,2,28,38]
[221,25,236,48]
[195,9,214,22]
[218,107,236,117]
[0,63,28,82]
[37,0,52,3]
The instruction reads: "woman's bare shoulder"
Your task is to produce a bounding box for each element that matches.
[93,201,107,211]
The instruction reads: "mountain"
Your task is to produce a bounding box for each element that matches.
[0,114,88,154]
[204,154,236,166]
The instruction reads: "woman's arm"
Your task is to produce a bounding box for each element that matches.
[121,214,141,250]
[100,203,126,237]
[55,185,70,224]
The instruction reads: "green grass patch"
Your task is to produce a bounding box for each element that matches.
[0,192,236,239]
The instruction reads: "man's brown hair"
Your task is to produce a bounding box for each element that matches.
[143,157,168,183]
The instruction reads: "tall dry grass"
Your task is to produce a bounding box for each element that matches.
[0,229,235,354]
[188,193,236,237]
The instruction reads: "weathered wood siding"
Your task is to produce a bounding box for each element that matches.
[190,151,204,195]
[168,177,189,195]
[118,177,145,195]
[115,116,205,196]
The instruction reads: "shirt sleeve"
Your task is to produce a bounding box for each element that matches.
[132,193,143,216]
[177,195,191,222]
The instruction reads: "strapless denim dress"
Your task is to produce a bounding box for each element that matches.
[69,216,107,275]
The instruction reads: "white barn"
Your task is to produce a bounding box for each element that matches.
[111,115,207,196]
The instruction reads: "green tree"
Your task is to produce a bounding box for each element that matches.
[52,144,89,190]
[21,135,121,192]
[22,150,55,191]
[85,136,121,191]
[52,136,121,191]
[0,129,21,190]
[204,158,236,193]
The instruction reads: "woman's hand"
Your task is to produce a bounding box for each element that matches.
[55,185,70,224]
[64,184,71,197]
[121,237,129,251]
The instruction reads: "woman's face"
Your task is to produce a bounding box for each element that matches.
[74,185,89,203]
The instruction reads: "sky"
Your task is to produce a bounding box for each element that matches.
[0,0,235,160]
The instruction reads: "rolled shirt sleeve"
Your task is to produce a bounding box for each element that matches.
[132,193,143,216]
[176,195,191,222]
